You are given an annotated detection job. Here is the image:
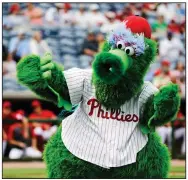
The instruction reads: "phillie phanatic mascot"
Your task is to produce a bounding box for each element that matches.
[17,16,180,178]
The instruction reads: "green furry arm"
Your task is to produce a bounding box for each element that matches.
[48,62,70,103]
[17,54,71,110]
[140,83,180,134]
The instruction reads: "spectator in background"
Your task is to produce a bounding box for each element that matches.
[151,15,167,35]
[3,53,16,77]
[179,21,185,43]
[30,31,51,56]
[142,3,158,13]
[3,101,14,157]
[75,4,89,28]
[159,31,184,64]
[3,102,29,141]
[8,110,42,159]
[172,62,185,116]
[45,3,73,26]
[29,100,56,120]
[3,101,16,122]
[2,44,8,62]
[167,19,181,34]
[3,3,29,31]
[3,129,8,157]
[116,5,133,21]
[156,122,172,151]
[24,3,43,25]
[179,76,185,100]
[2,44,8,61]
[173,62,185,80]
[45,3,63,25]
[100,11,120,33]
[175,3,185,23]
[152,60,172,88]
[156,3,175,23]
[82,31,98,57]
[96,33,105,52]
[8,28,30,62]
[59,3,74,25]
[80,31,98,68]
[88,4,108,28]
[29,100,57,150]
[44,3,74,26]
[173,111,185,156]
[2,101,35,158]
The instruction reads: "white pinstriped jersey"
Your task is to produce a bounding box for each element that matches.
[61,68,158,168]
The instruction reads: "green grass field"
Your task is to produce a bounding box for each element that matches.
[3,165,185,178]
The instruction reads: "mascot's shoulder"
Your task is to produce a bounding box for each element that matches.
[143,81,158,91]
[138,81,159,101]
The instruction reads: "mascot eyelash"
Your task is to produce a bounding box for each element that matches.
[107,23,146,56]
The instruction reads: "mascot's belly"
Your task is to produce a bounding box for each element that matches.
[61,98,148,168]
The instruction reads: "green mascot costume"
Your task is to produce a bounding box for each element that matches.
[17,16,180,178]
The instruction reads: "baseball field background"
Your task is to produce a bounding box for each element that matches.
[3,160,186,178]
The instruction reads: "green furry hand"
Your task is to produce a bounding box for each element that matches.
[40,53,55,80]
[17,52,71,109]
[17,53,56,89]
[149,83,180,127]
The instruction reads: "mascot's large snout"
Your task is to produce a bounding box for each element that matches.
[92,49,131,84]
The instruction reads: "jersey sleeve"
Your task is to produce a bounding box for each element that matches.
[63,68,85,105]
[138,81,159,117]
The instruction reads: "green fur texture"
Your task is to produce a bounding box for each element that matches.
[139,83,180,134]
[151,83,180,126]
[17,55,48,90]
[92,52,127,84]
[93,39,157,109]
[102,41,111,52]
[48,62,70,103]
[16,55,70,106]
[43,126,170,178]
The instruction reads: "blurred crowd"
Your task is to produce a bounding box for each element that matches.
[2,2,185,159]
[3,100,58,159]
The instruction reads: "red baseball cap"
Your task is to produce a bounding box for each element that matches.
[3,101,12,108]
[9,3,20,13]
[64,3,71,9]
[16,109,25,116]
[31,100,41,107]
[123,15,152,39]
[161,59,170,66]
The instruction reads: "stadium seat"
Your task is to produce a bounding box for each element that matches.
[61,54,79,69]
[3,38,9,47]
[45,38,59,45]
[69,3,79,10]
[76,38,84,46]
[149,61,160,71]
[75,31,87,39]
[59,30,74,38]
[60,46,78,55]
[60,26,74,32]
[60,38,76,47]
[99,3,112,11]
[38,3,54,9]
[43,29,59,39]
[79,55,93,69]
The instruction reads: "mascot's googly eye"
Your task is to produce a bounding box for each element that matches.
[125,46,135,56]
[116,41,125,50]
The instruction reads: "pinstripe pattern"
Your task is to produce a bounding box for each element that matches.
[61,68,158,168]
